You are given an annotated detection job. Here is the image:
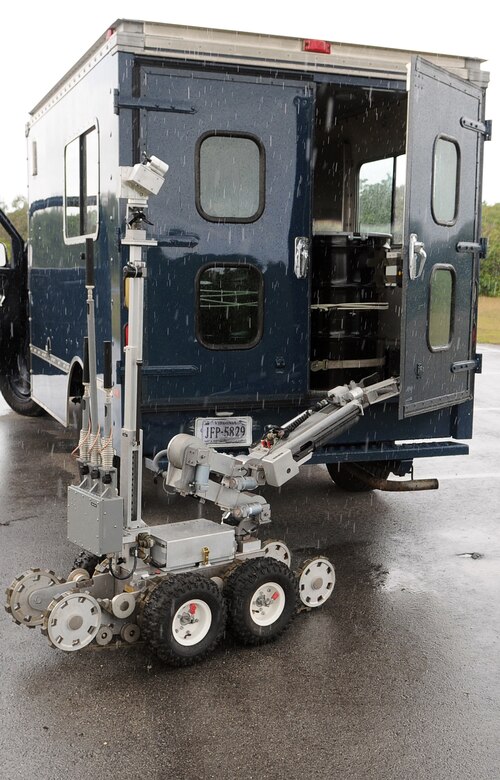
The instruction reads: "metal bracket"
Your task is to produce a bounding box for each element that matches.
[460,116,492,141]
[113,90,197,115]
[311,357,385,372]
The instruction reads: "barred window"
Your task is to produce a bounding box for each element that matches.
[197,264,263,349]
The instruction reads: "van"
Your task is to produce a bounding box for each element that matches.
[0,19,491,490]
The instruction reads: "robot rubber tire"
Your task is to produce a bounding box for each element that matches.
[224,558,298,646]
[141,573,227,666]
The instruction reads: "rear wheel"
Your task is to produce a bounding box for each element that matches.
[225,558,298,646]
[326,461,391,492]
[0,352,42,417]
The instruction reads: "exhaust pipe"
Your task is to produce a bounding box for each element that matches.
[344,463,439,491]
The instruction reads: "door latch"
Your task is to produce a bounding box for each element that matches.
[409,233,427,280]
[294,237,310,279]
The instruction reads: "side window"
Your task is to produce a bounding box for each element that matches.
[196,133,265,223]
[428,266,455,351]
[197,264,263,349]
[0,204,25,264]
[358,155,406,243]
[64,125,99,242]
[432,136,460,225]
[0,229,13,264]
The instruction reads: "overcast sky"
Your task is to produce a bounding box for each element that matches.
[1,0,498,206]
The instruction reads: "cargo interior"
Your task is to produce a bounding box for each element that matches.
[310,84,408,390]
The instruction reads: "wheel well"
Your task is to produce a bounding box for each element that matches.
[68,361,84,399]
[66,360,84,427]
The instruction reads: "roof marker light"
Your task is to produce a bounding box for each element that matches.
[303,39,331,55]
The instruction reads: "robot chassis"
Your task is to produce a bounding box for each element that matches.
[5,156,400,666]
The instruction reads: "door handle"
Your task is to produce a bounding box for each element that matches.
[409,233,427,280]
[294,236,310,279]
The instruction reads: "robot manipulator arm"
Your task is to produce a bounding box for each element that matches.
[156,378,400,524]
[160,434,271,526]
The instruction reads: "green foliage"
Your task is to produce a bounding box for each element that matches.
[0,196,28,260]
[480,203,500,296]
[358,175,404,241]
[359,175,392,234]
[1,196,28,238]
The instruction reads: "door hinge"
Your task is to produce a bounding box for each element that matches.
[451,356,481,374]
[456,238,488,258]
[460,116,492,140]
[456,241,481,254]
[113,89,197,116]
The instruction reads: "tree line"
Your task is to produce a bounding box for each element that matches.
[2,195,500,295]
[480,203,500,296]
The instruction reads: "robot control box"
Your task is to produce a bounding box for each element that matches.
[67,486,124,556]
[148,518,236,570]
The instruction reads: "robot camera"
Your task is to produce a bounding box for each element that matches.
[124,154,169,198]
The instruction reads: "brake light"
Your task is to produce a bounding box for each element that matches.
[124,324,129,347]
[303,39,331,54]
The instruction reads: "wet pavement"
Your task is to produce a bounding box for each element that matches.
[1,347,499,780]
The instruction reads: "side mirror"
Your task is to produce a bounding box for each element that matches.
[0,243,8,268]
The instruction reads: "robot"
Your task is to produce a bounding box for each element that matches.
[5,155,401,666]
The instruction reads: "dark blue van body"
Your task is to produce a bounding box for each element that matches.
[5,20,488,479]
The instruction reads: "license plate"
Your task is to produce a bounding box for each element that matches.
[195,416,253,447]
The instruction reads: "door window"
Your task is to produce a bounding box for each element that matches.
[358,155,406,242]
[0,229,13,264]
[428,266,455,350]
[197,264,263,349]
[64,125,99,242]
[196,133,264,222]
[432,136,460,225]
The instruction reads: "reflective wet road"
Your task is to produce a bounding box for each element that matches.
[1,347,499,780]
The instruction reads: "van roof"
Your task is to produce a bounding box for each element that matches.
[30,18,489,118]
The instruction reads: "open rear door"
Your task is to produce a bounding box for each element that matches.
[0,208,27,371]
[400,57,486,418]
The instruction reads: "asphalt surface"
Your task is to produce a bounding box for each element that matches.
[1,347,499,780]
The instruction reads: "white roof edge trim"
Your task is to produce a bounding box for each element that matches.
[28,18,489,123]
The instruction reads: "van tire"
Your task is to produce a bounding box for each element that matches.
[326,461,391,492]
[0,365,43,417]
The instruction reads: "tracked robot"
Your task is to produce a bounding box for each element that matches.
[5,155,404,666]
